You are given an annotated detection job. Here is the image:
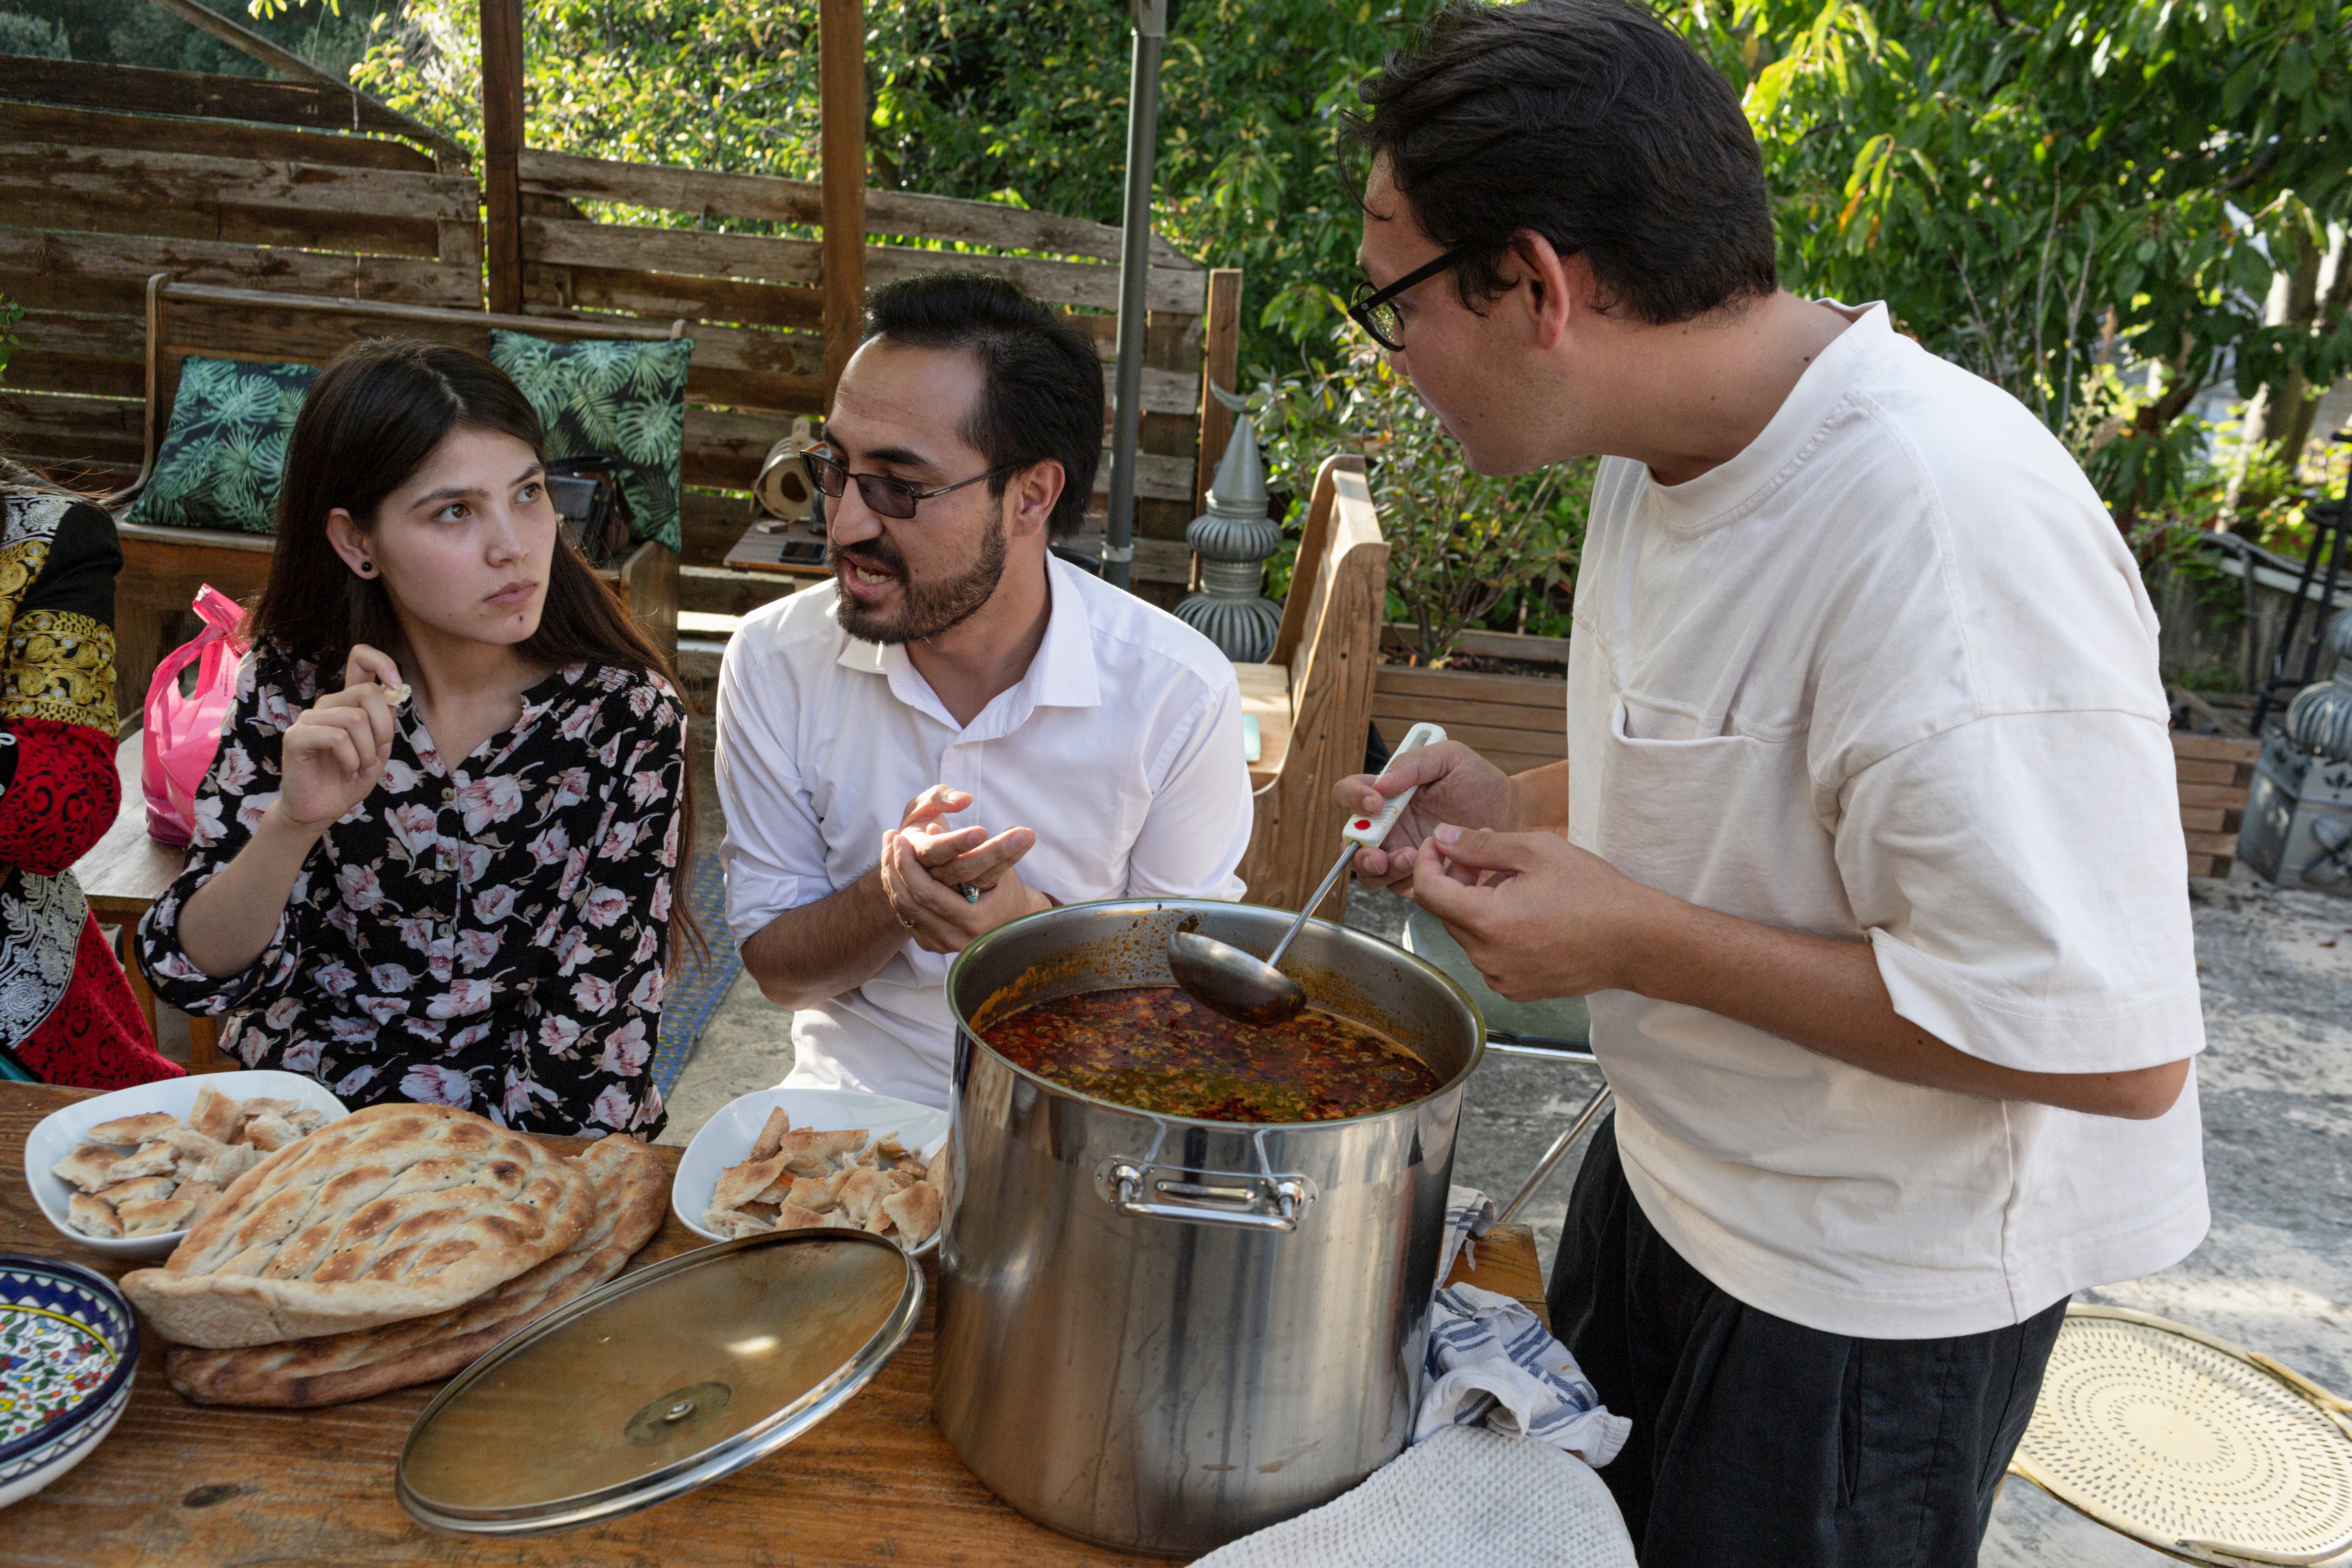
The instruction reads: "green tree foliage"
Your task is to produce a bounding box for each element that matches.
[8,0,395,79]
[1672,0,2352,528]
[352,0,1441,371]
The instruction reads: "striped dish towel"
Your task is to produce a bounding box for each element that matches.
[1416,1187,1631,1466]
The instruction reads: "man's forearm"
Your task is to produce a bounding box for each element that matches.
[1623,894,2189,1120]
[1505,760,1570,834]
[739,868,907,1011]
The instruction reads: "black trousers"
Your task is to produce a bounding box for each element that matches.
[1547,1117,2067,1568]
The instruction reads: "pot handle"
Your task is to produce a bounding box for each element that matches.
[1101,1161,1316,1232]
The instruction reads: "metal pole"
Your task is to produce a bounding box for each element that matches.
[1495,1082,1613,1227]
[1102,0,1167,590]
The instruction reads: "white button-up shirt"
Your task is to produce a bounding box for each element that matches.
[715,555,1253,1107]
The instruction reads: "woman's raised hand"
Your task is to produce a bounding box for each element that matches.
[276,644,405,832]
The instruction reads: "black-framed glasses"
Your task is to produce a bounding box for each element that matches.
[801,447,1010,520]
[1346,244,1472,352]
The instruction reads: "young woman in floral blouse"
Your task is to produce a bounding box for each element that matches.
[138,340,690,1137]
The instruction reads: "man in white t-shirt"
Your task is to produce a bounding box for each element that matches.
[1334,3,2205,1562]
[716,273,1252,1107]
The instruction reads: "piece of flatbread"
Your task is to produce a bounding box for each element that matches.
[746,1107,792,1161]
[119,1196,200,1238]
[775,1202,831,1230]
[187,1085,241,1144]
[702,1204,773,1240]
[87,1111,185,1148]
[105,1143,180,1184]
[176,1180,223,1227]
[69,1192,124,1238]
[104,1175,178,1207]
[833,1167,898,1232]
[711,1148,792,1213]
[241,1115,302,1154]
[784,1176,836,1214]
[881,1183,943,1246]
[51,1144,125,1193]
[167,1135,666,1408]
[122,1103,597,1349]
[777,1127,865,1178]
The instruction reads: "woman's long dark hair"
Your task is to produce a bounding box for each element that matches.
[248,338,702,957]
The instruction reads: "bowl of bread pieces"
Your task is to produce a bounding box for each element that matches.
[673,1088,948,1255]
[32,1092,671,1411]
[26,1071,349,1262]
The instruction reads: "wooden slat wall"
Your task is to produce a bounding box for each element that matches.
[0,66,481,491]
[516,147,1214,608]
[0,64,1222,612]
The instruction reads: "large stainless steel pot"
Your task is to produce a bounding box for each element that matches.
[934,898,1483,1557]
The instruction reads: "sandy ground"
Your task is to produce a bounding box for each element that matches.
[663,855,2352,1565]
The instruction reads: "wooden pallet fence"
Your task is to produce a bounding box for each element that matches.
[0,62,480,489]
[2174,733,2258,879]
[1371,664,1568,780]
[514,147,1220,608]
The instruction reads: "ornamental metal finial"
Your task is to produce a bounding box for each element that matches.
[1175,385,1283,662]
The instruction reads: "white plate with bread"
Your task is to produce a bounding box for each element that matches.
[24,1070,351,1262]
[673,1087,949,1254]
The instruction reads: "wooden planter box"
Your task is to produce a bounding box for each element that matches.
[1375,659,2254,882]
[2174,733,2259,880]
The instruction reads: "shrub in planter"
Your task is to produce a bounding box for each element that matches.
[1251,334,1592,666]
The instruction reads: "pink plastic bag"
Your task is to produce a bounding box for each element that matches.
[143,584,249,846]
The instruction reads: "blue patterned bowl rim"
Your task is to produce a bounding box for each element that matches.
[0,1252,140,1468]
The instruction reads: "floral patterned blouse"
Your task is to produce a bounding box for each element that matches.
[137,644,684,1138]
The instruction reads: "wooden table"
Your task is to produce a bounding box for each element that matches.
[0,1082,1548,1566]
[724,518,833,584]
[68,732,223,1071]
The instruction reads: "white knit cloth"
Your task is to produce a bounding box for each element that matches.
[1190,1425,1636,1568]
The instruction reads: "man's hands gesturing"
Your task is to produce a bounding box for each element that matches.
[875,786,1051,953]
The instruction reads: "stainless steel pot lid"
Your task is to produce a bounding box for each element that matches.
[396,1230,921,1536]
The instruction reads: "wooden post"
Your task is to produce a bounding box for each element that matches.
[1193,267,1244,516]
[819,0,868,407]
[480,0,526,314]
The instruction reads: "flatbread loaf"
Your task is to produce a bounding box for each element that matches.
[168,1135,667,1407]
[122,1103,597,1349]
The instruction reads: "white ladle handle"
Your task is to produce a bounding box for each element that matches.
[1341,723,1447,849]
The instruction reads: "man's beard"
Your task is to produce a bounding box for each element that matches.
[831,520,1008,645]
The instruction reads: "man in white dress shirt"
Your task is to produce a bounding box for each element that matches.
[715,273,1253,1108]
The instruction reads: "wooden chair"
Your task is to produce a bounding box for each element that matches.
[106,277,686,719]
[1233,454,1389,919]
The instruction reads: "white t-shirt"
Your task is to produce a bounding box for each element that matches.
[1568,301,2208,1339]
[715,555,1252,1107]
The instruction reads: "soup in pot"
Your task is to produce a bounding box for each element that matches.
[984,984,1441,1123]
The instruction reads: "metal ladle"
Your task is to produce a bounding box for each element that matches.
[1169,723,1447,1026]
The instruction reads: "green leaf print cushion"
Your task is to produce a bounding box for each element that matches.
[489,329,694,552]
[123,356,316,534]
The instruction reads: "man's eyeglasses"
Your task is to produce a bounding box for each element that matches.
[1345,241,1575,352]
[1346,244,1472,352]
[801,447,1010,521]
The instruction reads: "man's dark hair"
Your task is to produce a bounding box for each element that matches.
[863,272,1104,539]
[1353,0,1777,325]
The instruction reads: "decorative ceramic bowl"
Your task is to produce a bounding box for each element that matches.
[0,1255,138,1511]
[672,1088,949,1255]
[24,1069,352,1262]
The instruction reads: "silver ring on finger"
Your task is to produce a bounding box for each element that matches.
[956,883,981,904]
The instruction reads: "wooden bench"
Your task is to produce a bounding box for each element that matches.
[105,277,686,718]
[71,729,225,1072]
[1232,456,1388,919]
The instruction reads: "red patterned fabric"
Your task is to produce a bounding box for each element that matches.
[13,911,182,1090]
[0,717,119,874]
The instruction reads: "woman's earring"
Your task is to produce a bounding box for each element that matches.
[357,559,376,577]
